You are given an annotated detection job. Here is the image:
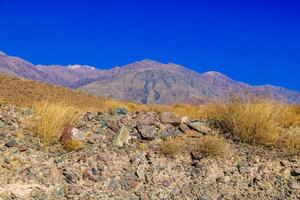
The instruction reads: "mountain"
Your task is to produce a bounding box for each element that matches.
[0,51,299,104]
[80,60,300,104]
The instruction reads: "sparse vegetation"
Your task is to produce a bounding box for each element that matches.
[160,132,230,158]
[1,74,300,152]
[29,100,81,145]
[63,140,85,151]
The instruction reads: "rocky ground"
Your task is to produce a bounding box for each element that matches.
[0,104,300,200]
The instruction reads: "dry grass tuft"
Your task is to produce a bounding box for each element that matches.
[160,133,230,158]
[29,100,81,145]
[63,140,85,151]
[203,96,296,146]
[191,135,230,158]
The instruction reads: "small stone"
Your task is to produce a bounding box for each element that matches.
[60,126,85,144]
[162,180,170,187]
[115,108,128,115]
[238,165,251,174]
[113,126,131,147]
[140,193,150,200]
[83,168,96,181]
[291,168,300,176]
[18,144,27,152]
[136,165,145,180]
[288,181,300,190]
[5,140,17,147]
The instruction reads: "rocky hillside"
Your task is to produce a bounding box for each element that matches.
[0,104,300,199]
[1,51,300,104]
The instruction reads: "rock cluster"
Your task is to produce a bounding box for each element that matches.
[0,105,300,199]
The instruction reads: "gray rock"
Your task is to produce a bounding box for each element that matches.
[115,108,128,115]
[5,140,17,147]
[188,121,211,135]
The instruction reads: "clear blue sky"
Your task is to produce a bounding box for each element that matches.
[0,0,299,91]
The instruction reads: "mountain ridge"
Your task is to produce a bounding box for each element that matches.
[0,50,299,104]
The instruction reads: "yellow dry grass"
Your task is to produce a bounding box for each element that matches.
[29,100,81,145]
[63,140,85,151]
[160,132,230,158]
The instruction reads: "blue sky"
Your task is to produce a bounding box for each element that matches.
[0,0,299,91]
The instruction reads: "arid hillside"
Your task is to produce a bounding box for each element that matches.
[0,73,109,111]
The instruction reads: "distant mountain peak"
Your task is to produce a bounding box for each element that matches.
[0,51,7,56]
[67,65,96,70]
[135,59,162,65]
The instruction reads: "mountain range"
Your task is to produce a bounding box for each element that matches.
[0,50,299,104]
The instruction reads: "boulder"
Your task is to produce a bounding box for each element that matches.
[160,112,181,126]
[187,121,211,135]
[137,124,156,140]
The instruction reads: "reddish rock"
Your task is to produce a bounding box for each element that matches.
[60,126,85,144]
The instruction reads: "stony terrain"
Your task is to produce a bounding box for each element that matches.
[1,51,300,104]
[0,104,300,200]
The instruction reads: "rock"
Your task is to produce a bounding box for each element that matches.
[4,140,17,147]
[60,126,85,144]
[113,126,131,147]
[83,168,97,181]
[115,107,128,115]
[18,144,27,152]
[136,165,145,180]
[139,115,157,126]
[160,126,182,139]
[178,124,190,133]
[238,165,251,174]
[180,116,190,124]
[160,112,180,126]
[137,124,156,140]
[291,168,300,176]
[288,181,300,190]
[0,184,46,199]
[162,180,170,187]
[187,121,211,135]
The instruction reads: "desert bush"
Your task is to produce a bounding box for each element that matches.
[160,133,230,158]
[190,134,230,158]
[204,96,295,146]
[29,100,81,145]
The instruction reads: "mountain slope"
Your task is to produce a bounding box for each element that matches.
[81,60,300,104]
[0,51,299,104]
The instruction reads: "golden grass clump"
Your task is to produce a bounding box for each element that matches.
[29,100,81,145]
[191,134,230,158]
[160,132,230,158]
[63,140,85,151]
[204,96,295,145]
